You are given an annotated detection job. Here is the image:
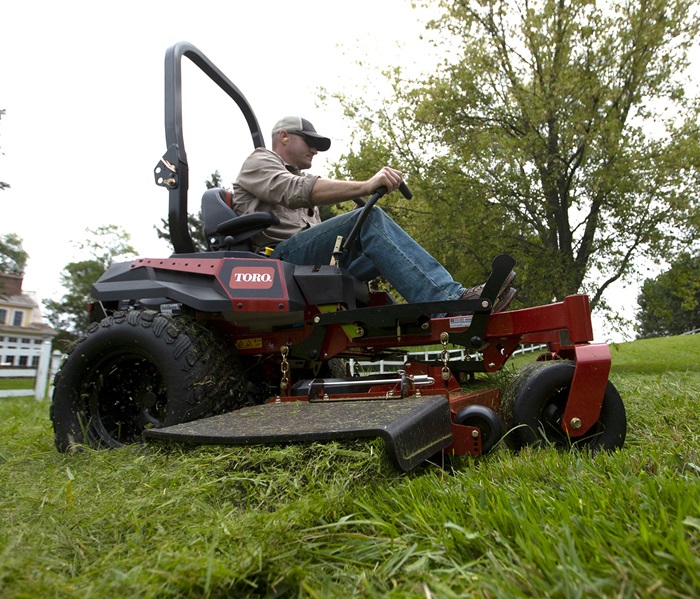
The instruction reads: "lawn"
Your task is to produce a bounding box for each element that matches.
[0,377,34,390]
[1,335,699,597]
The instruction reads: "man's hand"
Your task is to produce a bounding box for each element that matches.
[310,166,404,206]
[367,166,403,194]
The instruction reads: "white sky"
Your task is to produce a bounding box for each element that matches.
[0,0,660,342]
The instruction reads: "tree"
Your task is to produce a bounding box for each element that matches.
[0,233,28,276]
[43,226,137,349]
[0,109,9,191]
[327,0,700,310]
[635,253,700,338]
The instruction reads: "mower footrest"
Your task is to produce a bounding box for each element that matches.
[144,395,453,472]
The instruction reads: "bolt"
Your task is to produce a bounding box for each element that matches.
[570,417,582,429]
[482,300,489,308]
[471,430,479,438]
[355,326,364,336]
[313,316,321,324]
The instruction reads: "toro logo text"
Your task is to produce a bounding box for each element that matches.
[229,267,275,290]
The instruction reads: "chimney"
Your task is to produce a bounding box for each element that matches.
[0,273,24,296]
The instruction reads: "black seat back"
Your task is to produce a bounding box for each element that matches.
[201,188,279,251]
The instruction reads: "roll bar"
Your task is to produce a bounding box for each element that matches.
[153,41,264,254]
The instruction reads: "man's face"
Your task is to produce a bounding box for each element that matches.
[284,131,318,170]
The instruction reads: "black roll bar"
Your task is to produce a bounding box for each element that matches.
[154,41,265,254]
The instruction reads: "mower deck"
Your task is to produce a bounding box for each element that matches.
[144,395,453,471]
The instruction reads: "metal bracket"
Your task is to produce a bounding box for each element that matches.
[307,371,436,402]
[154,144,180,189]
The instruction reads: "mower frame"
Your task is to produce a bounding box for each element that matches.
[50,42,626,470]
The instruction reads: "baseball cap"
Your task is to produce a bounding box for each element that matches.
[271,116,331,152]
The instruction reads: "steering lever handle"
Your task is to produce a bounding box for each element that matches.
[374,181,413,200]
[398,181,413,199]
[341,180,414,255]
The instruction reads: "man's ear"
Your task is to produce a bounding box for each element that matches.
[272,131,287,151]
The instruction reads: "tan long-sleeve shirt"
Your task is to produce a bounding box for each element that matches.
[232,147,320,251]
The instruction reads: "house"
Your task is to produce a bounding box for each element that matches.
[0,272,58,399]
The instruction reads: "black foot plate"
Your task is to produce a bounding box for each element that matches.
[144,395,453,472]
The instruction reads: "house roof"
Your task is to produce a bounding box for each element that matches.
[0,274,58,338]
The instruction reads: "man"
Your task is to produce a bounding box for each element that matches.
[232,116,515,309]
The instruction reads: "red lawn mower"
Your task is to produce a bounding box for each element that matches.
[50,42,626,471]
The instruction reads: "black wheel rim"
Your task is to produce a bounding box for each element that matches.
[540,388,568,443]
[539,385,606,447]
[82,349,168,447]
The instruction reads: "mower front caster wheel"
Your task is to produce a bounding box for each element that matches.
[501,360,626,451]
[454,404,503,455]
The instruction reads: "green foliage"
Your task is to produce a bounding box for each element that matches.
[155,212,206,252]
[327,0,700,310]
[42,226,136,349]
[635,253,700,338]
[1,335,700,596]
[43,260,108,350]
[0,233,28,276]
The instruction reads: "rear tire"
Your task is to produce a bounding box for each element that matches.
[51,310,247,452]
[501,360,626,451]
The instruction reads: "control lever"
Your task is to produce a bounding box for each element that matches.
[340,181,413,256]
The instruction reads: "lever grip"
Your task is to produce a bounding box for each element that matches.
[373,181,413,199]
[398,181,413,199]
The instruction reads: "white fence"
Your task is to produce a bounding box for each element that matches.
[0,349,62,400]
[349,343,546,374]
[0,344,545,398]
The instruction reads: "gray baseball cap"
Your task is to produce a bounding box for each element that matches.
[271,116,331,151]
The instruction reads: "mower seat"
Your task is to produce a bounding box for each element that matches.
[201,189,391,308]
[201,188,280,251]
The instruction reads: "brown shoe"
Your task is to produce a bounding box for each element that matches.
[499,270,516,297]
[455,278,517,314]
[459,284,484,301]
[458,271,515,300]
[493,286,517,313]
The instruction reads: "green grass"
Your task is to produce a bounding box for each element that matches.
[1,336,699,597]
[0,377,34,390]
[609,333,700,374]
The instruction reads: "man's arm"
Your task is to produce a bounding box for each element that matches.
[310,167,404,206]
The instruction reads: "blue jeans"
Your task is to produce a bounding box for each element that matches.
[271,208,464,303]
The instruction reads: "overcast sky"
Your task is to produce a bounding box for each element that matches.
[2,0,656,342]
